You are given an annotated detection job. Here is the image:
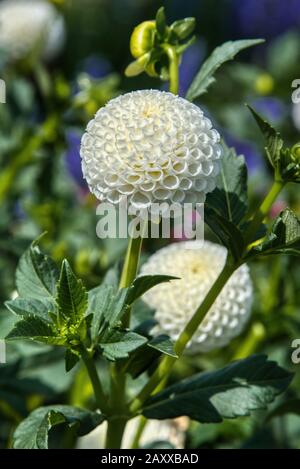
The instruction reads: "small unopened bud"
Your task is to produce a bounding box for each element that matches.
[130,21,156,59]
[291,142,300,162]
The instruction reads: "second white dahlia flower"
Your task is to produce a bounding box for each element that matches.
[80,90,222,211]
[141,240,253,353]
[0,0,65,61]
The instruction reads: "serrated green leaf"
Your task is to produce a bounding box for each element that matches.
[65,349,80,372]
[247,105,284,169]
[88,285,116,343]
[123,342,160,379]
[206,143,248,225]
[107,288,129,326]
[186,39,264,101]
[16,240,59,300]
[99,330,147,361]
[126,275,178,305]
[13,405,105,449]
[148,335,178,358]
[247,209,300,258]
[56,260,88,323]
[205,207,245,261]
[142,355,293,423]
[6,315,65,345]
[5,297,55,322]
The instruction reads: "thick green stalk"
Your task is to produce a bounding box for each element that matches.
[129,262,235,414]
[163,44,179,95]
[119,235,144,289]
[81,349,109,415]
[119,222,145,327]
[105,417,128,449]
[244,180,285,246]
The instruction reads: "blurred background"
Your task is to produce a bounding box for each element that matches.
[0,0,299,449]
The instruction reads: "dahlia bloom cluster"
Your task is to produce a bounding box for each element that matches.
[141,241,253,353]
[80,90,222,212]
[0,0,65,61]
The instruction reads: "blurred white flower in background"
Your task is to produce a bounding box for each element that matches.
[80,90,222,212]
[0,0,65,61]
[77,417,189,449]
[141,240,253,353]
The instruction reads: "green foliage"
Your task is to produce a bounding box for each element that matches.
[16,237,59,300]
[5,240,177,368]
[6,315,63,345]
[142,355,293,422]
[56,260,88,324]
[13,405,104,449]
[206,144,248,225]
[247,209,300,258]
[186,39,264,101]
[205,143,248,261]
[5,297,55,322]
[98,330,147,361]
[147,335,178,358]
[125,275,178,305]
[248,106,300,183]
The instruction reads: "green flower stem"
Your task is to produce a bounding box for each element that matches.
[232,322,266,360]
[119,235,143,290]
[119,221,146,327]
[81,348,109,415]
[129,261,235,414]
[163,44,179,95]
[244,180,285,247]
[105,224,146,447]
[131,416,148,449]
[105,364,128,449]
[105,416,128,449]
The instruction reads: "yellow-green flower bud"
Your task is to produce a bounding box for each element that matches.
[130,21,156,59]
[291,142,300,161]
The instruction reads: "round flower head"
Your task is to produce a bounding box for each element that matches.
[80,90,222,212]
[141,240,253,353]
[0,0,65,61]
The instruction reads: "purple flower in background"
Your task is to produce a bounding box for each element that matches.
[65,130,87,192]
[232,0,300,40]
[178,40,205,96]
[250,97,286,124]
[81,55,112,79]
[225,133,263,174]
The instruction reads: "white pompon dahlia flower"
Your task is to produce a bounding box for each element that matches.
[0,0,65,61]
[80,90,222,211]
[141,241,253,353]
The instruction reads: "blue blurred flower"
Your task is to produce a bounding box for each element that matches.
[81,55,112,79]
[225,133,263,174]
[65,130,87,191]
[250,97,286,125]
[232,0,300,40]
[178,40,205,96]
